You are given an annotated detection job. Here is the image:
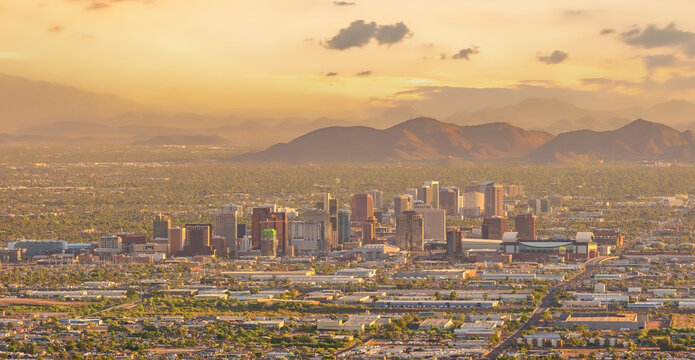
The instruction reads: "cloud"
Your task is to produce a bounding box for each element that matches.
[451,47,479,60]
[325,72,338,76]
[564,10,585,17]
[662,74,695,90]
[78,0,153,11]
[537,50,569,64]
[47,26,63,33]
[324,20,377,50]
[600,28,615,35]
[374,22,411,45]
[643,54,677,70]
[86,1,109,10]
[621,23,695,56]
[324,20,412,50]
[333,1,356,5]
[356,70,372,76]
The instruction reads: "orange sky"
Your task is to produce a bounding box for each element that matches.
[2,0,695,118]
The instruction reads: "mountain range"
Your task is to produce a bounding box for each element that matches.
[3,73,695,152]
[237,117,695,163]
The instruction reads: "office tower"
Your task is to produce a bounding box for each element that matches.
[446,229,464,258]
[328,198,338,244]
[182,224,215,256]
[417,184,433,206]
[215,205,238,251]
[424,180,440,208]
[251,204,276,249]
[515,213,536,240]
[393,194,413,215]
[221,204,242,217]
[506,185,525,198]
[439,187,460,216]
[98,235,122,253]
[363,216,377,244]
[350,193,374,224]
[367,190,384,210]
[318,193,331,212]
[211,235,227,256]
[529,198,550,214]
[396,211,424,252]
[259,211,288,255]
[483,182,504,217]
[414,205,446,241]
[168,227,185,256]
[304,208,332,251]
[261,228,278,257]
[153,213,171,240]
[482,217,509,240]
[463,191,485,217]
[338,209,351,244]
[237,224,247,238]
[464,183,484,193]
[405,188,418,200]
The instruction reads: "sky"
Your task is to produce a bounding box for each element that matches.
[2,0,695,119]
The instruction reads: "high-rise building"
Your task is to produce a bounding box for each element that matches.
[529,198,550,214]
[405,188,418,200]
[215,205,238,251]
[396,211,424,252]
[417,184,434,206]
[168,227,185,256]
[515,213,536,241]
[328,198,338,245]
[98,235,122,253]
[366,190,384,210]
[211,235,227,256]
[463,191,485,217]
[393,194,413,215]
[464,183,484,193]
[506,185,525,198]
[182,224,215,256]
[424,180,440,208]
[414,205,446,241]
[363,216,377,244]
[261,228,278,257]
[482,217,509,240]
[221,204,242,217]
[251,205,287,252]
[446,229,464,258]
[260,212,288,255]
[484,182,505,217]
[338,209,351,244]
[439,187,459,216]
[153,213,171,240]
[304,208,332,251]
[237,224,247,238]
[350,193,374,224]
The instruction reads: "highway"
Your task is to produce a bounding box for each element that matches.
[483,256,615,360]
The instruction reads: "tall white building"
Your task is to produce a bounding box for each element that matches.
[215,205,238,251]
[414,205,446,241]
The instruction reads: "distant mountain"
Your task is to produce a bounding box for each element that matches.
[132,135,226,146]
[529,119,695,163]
[0,74,143,132]
[235,117,553,162]
[446,98,631,133]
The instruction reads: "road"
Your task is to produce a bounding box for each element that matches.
[483,256,615,360]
